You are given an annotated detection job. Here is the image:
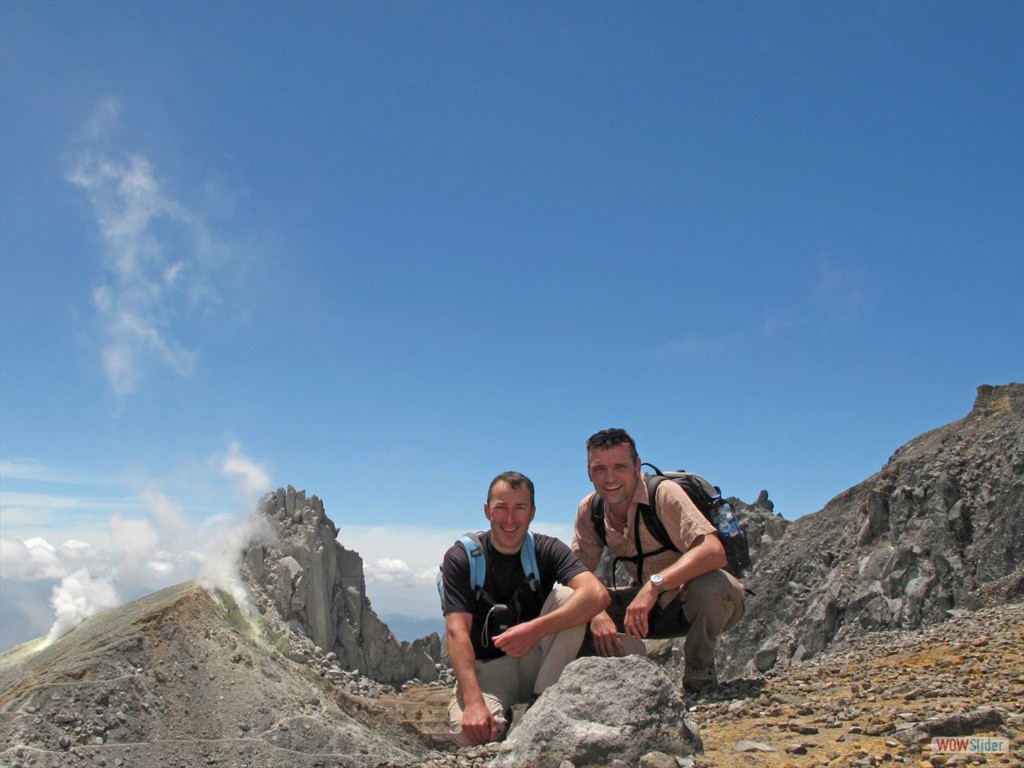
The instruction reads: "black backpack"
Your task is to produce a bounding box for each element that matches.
[589,463,752,583]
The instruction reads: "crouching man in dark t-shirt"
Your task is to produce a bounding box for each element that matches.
[439,471,610,747]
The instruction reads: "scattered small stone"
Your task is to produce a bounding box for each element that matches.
[790,723,819,735]
[733,739,777,752]
[638,753,678,768]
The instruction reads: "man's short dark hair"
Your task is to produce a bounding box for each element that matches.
[586,428,639,462]
[487,470,536,506]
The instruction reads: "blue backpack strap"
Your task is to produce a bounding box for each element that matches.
[458,532,487,601]
[436,532,487,608]
[520,531,540,592]
[438,531,539,607]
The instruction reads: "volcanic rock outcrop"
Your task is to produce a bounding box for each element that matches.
[0,583,429,768]
[241,486,440,686]
[491,655,702,767]
[714,382,1024,678]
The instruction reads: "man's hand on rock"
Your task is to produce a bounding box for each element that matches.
[624,586,657,639]
[590,611,626,657]
[461,699,499,746]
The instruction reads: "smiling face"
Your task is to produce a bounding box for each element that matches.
[484,480,536,555]
[587,442,642,513]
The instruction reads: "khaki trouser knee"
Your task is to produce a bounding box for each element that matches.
[448,585,584,746]
[681,569,745,669]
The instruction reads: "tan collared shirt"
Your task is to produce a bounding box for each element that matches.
[571,476,716,597]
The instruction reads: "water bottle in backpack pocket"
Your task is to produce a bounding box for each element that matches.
[711,499,752,577]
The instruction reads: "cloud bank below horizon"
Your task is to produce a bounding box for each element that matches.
[0,443,274,649]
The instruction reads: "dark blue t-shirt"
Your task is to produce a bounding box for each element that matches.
[440,531,587,660]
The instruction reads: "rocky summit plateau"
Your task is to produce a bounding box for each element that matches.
[1,383,1021,768]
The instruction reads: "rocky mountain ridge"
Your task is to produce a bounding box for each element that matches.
[241,486,441,685]
[2,382,1021,767]
[713,383,1023,681]
[0,582,428,768]
[2,580,1019,767]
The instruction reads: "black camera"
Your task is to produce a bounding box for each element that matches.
[481,602,520,647]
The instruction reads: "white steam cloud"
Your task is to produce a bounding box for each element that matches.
[196,512,276,622]
[195,441,277,620]
[1,443,273,649]
[42,569,121,648]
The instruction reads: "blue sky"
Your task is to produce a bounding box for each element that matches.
[1,0,1021,649]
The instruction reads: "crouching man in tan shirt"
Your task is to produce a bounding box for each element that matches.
[571,429,745,693]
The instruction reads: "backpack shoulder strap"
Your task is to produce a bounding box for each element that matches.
[520,531,540,592]
[458,530,540,599]
[641,475,679,554]
[589,493,609,546]
[457,532,487,601]
[629,474,676,583]
[591,479,679,555]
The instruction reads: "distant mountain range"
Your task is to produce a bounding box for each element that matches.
[379,613,444,643]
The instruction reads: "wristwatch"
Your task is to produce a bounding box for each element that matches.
[649,573,667,594]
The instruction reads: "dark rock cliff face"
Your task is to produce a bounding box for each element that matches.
[242,487,440,686]
[717,383,1024,678]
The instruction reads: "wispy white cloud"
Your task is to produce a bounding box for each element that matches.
[812,256,870,331]
[369,557,413,584]
[2,538,72,581]
[83,95,121,142]
[345,526,459,614]
[0,491,121,511]
[0,459,58,482]
[760,313,799,341]
[661,332,722,356]
[221,441,272,506]
[67,98,238,397]
[671,256,871,352]
[0,458,117,486]
[139,488,189,548]
[0,490,133,530]
[109,512,161,581]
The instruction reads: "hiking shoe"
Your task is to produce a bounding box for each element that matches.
[683,663,718,694]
